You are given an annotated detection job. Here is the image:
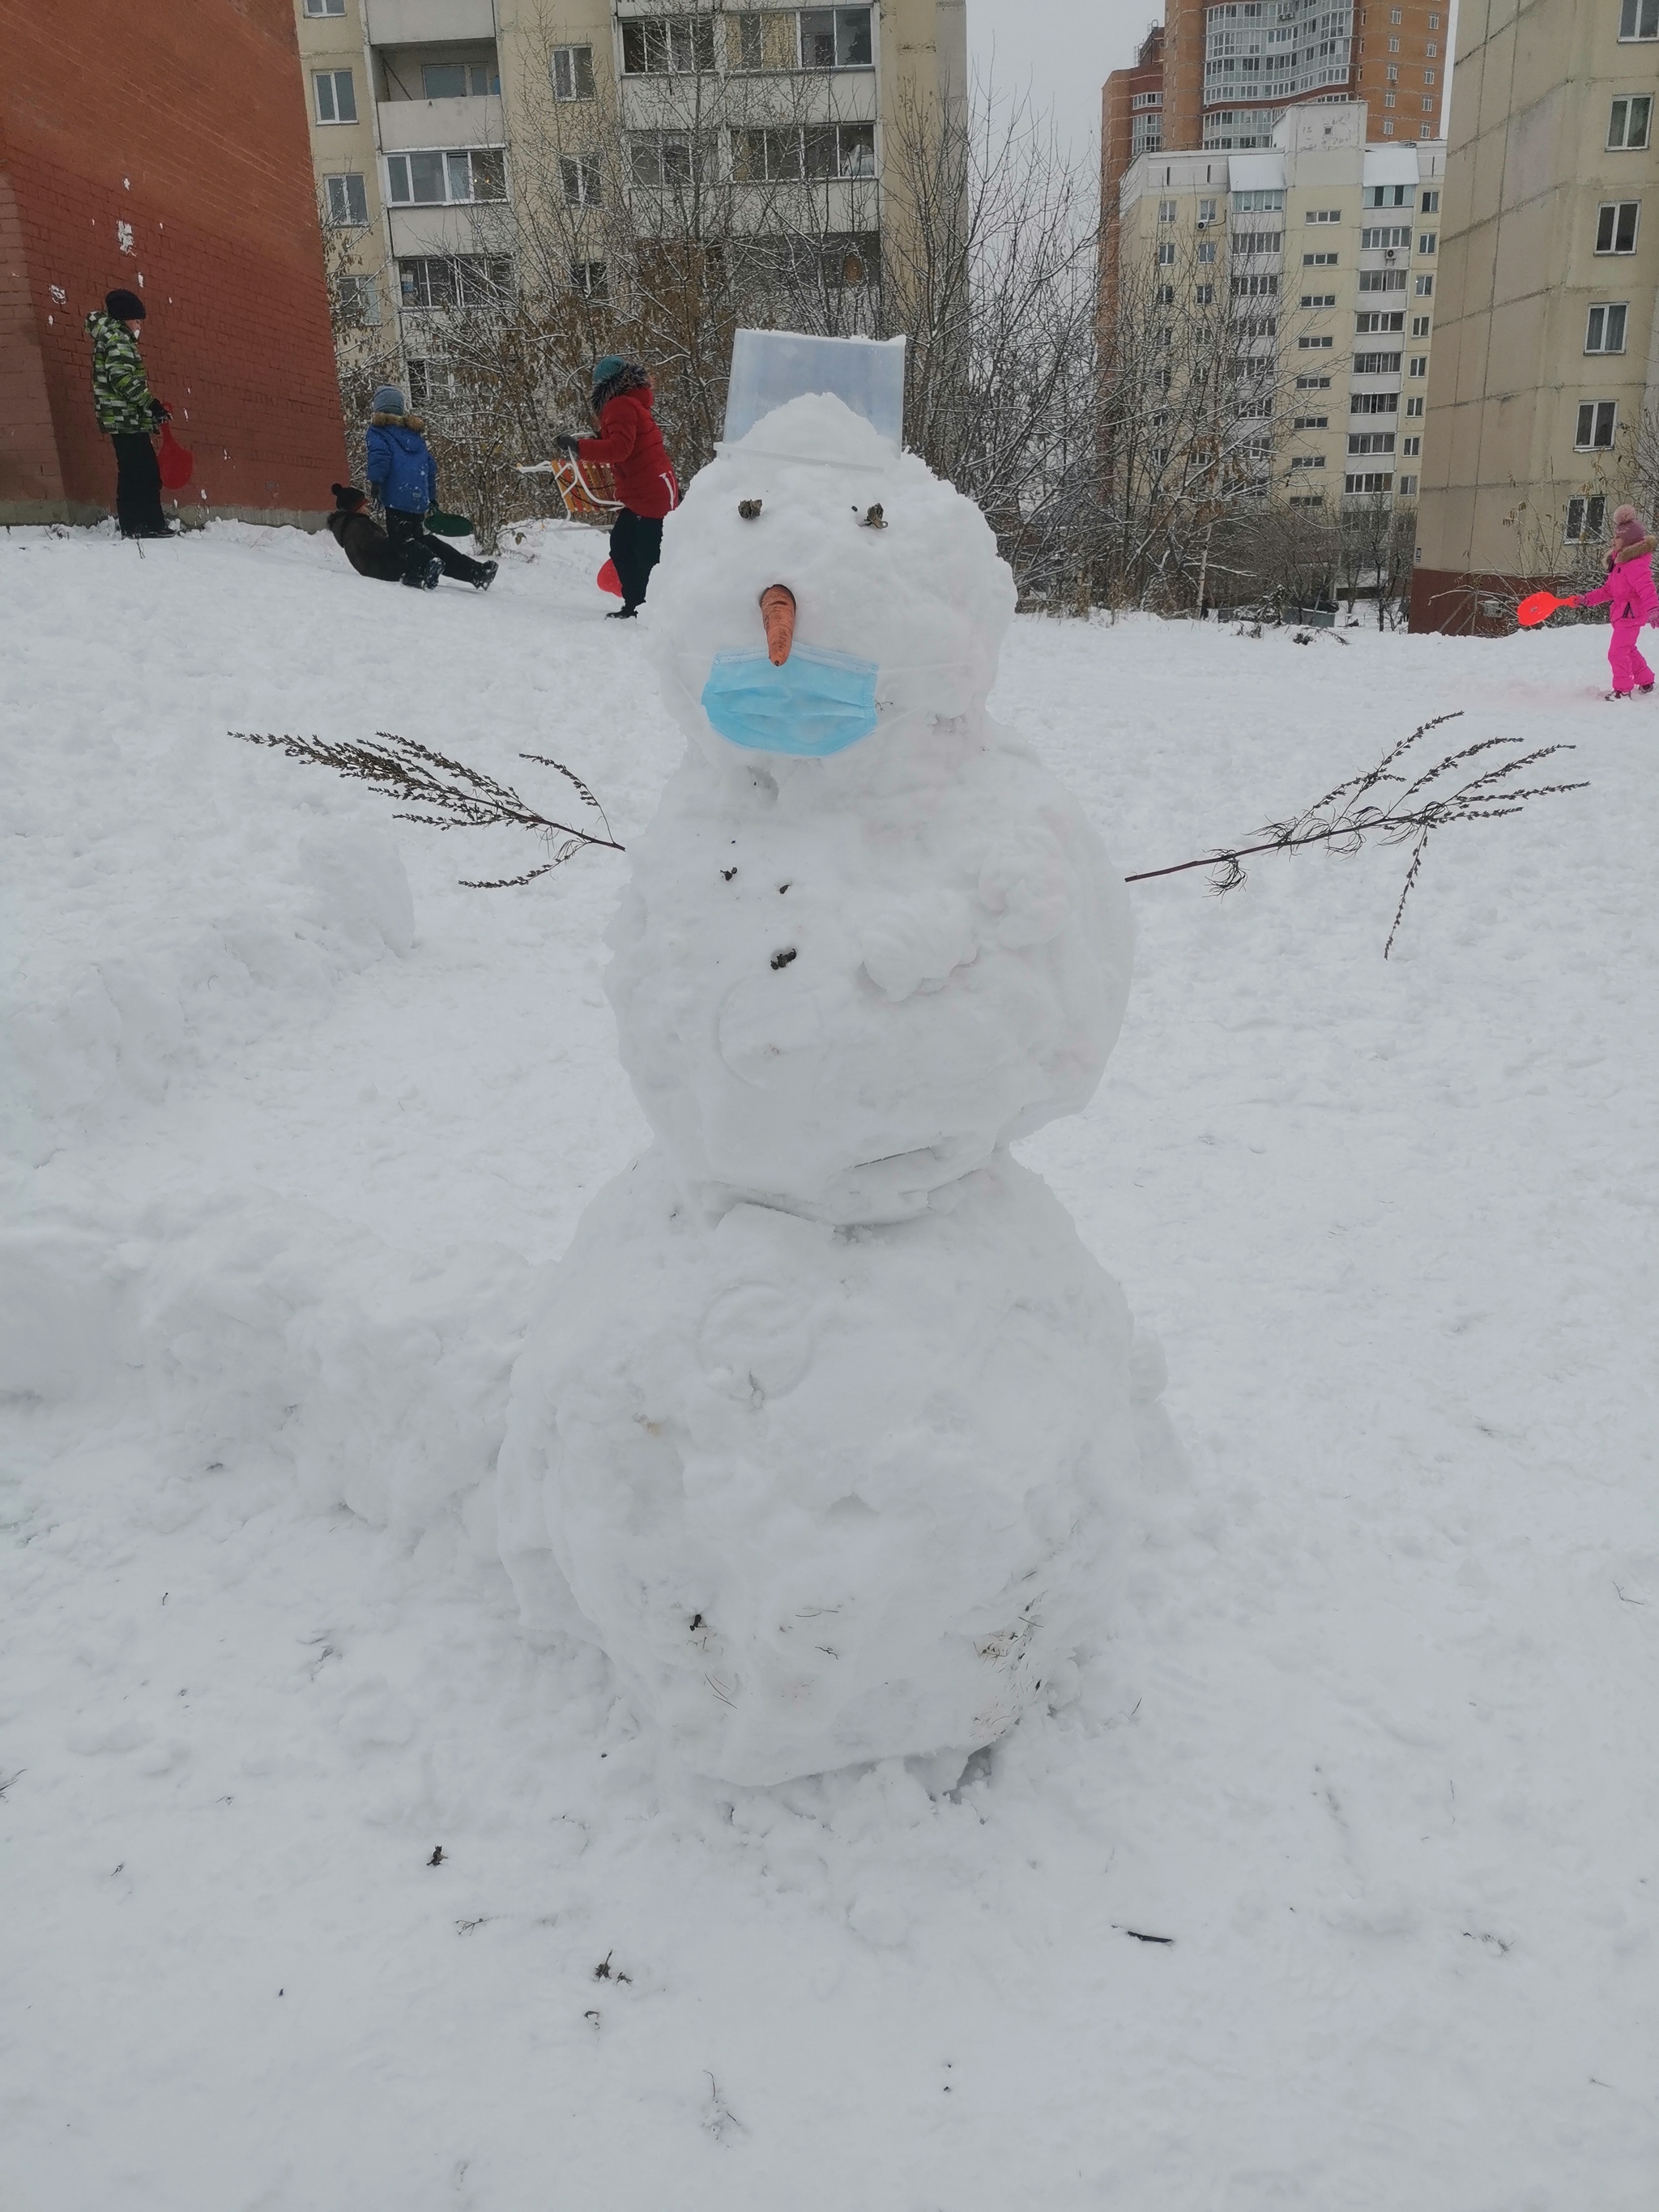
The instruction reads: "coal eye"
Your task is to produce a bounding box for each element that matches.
[738,498,762,519]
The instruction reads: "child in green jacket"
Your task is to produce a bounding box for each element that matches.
[83,288,173,538]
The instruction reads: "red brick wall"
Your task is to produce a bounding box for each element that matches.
[0,0,346,522]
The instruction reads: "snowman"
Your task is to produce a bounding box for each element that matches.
[498,335,1159,1787]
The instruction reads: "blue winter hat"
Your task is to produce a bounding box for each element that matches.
[370,385,406,415]
[591,356,626,393]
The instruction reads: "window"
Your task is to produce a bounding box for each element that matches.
[621,17,716,74]
[1293,416,1329,429]
[1427,40,1439,55]
[313,69,356,123]
[1397,473,1418,494]
[1295,373,1333,389]
[1232,272,1279,295]
[1357,309,1405,331]
[1597,200,1640,253]
[323,173,368,225]
[1346,471,1394,492]
[800,7,874,67]
[1609,96,1653,150]
[1364,183,1414,207]
[561,155,602,207]
[629,132,712,187]
[1359,269,1407,291]
[1390,6,1401,19]
[732,123,874,181]
[398,254,513,309]
[1410,313,1431,336]
[1566,494,1609,540]
[1158,241,1177,265]
[1196,282,1216,304]
[1290,452,1328,467]
[1306,208,1341,224]
[1199,198,1218,222]
[386,148,505,204]
[1401,434,1422,455]
[1157,283,1176,304]
[337,275,379,325]
[1235,316,1279,339]
[1388,36,1401,53]
[1301,292,1337,307]
[1197,240,1218,263]
[1422,190,1440,212]
[1233,231,1284,259]
[1299,333,1335,348]
[1303,250,1338,266]
[1232,189,1286,212]
[1576,399,1618,449]
[1352,391,1398,413]
[552,44,595,99]
[1418,231,1437,254]
[1405,394,1424,416]
[569,260,608,300]
[421,60,499,96]
[1414,273,1434,294]
[1620,0,1659,36]
[1360,224,1411,248]
[1158,198,1179,222]
[1387,62,1400,80]
[1354,349,1402,372]
[1408,352,1427,376]
[1586,302,1629,352]
[304,0,345,13]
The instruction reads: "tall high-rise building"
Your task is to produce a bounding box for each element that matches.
[1411,0,1659,630]
[1114,101,1444,513]
[1103,2,1452,225]
[294,0,966,403]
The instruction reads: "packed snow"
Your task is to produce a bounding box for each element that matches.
[497,394,1142,1784]
[3,512,1657,2209]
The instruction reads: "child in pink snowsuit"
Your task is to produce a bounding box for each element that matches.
[1567,504,1658,696]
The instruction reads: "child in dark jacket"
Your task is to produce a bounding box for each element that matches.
[556,357,680,618]
[364,387,497,589]
[326,484,443,589]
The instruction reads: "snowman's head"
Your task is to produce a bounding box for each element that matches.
[647,394,1015,774]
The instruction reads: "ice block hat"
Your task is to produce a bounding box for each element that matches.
[722,329,906,452]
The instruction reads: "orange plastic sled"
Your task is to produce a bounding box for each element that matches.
[1516,590,1572,627]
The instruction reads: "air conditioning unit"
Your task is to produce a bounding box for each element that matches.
[1384,247,1396,262]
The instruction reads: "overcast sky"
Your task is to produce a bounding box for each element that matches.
[966,0,1158,171]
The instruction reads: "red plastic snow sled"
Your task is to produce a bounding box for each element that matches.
[156,416,194,489]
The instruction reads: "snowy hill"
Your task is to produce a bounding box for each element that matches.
[3,519,1656,2209]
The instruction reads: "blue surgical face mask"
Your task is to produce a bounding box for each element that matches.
[701,645,880,757]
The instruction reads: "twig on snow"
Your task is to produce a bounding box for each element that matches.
[230,727,623,887]
[1123,711,1587,955]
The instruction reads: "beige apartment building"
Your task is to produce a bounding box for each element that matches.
[1104,0,1452,222]
[292,0,964,408]
[1117,101,1445,506]
[1411,0,1659,629]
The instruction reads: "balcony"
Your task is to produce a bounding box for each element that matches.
[378,92,504,151]
[365,0,493,40]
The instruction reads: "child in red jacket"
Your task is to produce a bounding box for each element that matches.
[557,357,680,619]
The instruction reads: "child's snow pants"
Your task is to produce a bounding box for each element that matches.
[1607,620,1655,693]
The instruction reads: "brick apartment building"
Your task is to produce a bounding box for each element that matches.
[0,0,346,526]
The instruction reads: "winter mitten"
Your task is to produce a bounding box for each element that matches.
[554,434,582,457]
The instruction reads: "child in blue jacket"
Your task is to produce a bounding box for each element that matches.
[365,386,495,589]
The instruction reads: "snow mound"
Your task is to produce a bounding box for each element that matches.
[497,1148,1136,1786]
[499,383,1149,1781]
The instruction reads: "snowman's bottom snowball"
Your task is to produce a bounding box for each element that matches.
[497,1146,1140,1785]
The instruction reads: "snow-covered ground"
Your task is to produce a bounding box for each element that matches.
[3,518,1656,2210]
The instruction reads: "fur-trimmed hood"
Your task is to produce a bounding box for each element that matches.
[370,409,427,433]
[591,362,651,416]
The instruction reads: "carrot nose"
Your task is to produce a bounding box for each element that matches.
[760,584,796,667]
